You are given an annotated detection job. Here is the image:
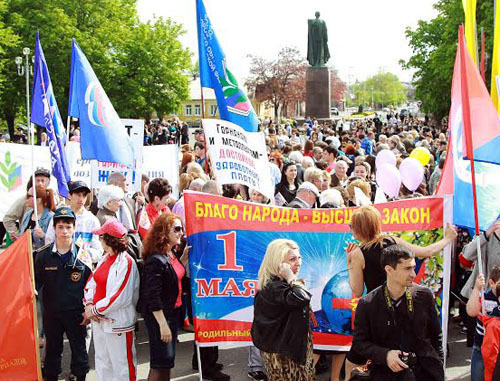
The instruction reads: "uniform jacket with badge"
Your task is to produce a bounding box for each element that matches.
[35,242,92,313]
[84,252,139,334]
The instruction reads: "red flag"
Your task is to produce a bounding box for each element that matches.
[0,232,42,380]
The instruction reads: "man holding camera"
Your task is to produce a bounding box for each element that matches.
[349,244,444,381]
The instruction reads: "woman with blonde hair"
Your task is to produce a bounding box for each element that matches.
[344,205,457,380]
[251,239,314,381]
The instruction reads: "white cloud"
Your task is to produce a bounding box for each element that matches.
[137,0,438,83]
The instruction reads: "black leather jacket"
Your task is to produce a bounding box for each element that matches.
[350,284,444,381]
[140,253,180,319]
[251,277,312,364]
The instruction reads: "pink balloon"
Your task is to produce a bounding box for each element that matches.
[375,149,397,169]
[399,158,424,192]
[376,163,401,198]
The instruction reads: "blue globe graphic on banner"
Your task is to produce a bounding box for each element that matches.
[321,270,355,336]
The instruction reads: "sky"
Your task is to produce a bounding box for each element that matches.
[137,0,439,85]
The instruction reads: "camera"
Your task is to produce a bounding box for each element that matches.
[398,352,417,381]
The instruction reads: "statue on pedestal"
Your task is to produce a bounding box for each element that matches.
[307,11,330,67]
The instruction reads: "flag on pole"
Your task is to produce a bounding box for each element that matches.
[491,0,500,115]
[31,31,71,198]
[462,0,478,66]
[68,40,134,168]
[437,26,500,230]
[0,232,41,380]
[196,0,259,132]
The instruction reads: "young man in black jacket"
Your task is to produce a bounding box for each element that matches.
[349,244,444,381]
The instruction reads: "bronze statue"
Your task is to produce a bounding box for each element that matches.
[307,11,330,67]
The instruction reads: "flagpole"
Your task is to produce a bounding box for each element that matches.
[30,123,39,227]
[66,116,71,143]
[459,25,485,314]
[480,27,486,83]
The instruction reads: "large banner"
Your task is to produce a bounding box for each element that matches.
[0,143,53,219]
[0,232,41,380]
[66,142,180,197]
[185,192,452,350]
[202,119,274,200]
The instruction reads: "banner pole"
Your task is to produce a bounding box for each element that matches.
[66,116,71,144]
[26,231,43,380]
[196,342,203,381]
[30,122,39,227]
[459,25,485,313]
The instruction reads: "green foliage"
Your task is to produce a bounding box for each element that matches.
[352,70,406,107]
[401,0,494,121]
[0,0,191,132]
[0,0,19,99]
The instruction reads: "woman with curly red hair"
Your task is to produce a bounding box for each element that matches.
[140,214,189,381]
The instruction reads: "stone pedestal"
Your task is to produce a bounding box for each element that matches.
[305,67,331,119]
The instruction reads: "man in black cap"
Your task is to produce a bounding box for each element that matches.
[3,168,51,242]
[35,206,92,381]
[45,180,102,264]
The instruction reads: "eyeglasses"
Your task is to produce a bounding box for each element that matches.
[172,226,183,233]
[26,194,33,199]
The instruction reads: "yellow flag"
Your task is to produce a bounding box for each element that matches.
[462,0,478,65]
[491,0,500,115]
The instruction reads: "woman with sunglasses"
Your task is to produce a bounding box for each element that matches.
[20,185,56,250]
[83,219,140,381]
[140,214,189,381]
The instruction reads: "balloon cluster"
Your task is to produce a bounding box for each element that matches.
[375,148,430,199]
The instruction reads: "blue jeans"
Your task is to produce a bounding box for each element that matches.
[471,344,484,381]
[248,345,264,372]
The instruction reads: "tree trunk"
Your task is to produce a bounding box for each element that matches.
[4,108,16,139]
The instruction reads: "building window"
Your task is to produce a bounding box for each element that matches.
[210,104,218,116]
[185,104,192,116]
[195,104,201,116]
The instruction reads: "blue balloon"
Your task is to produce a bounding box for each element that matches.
[321,270,355,336]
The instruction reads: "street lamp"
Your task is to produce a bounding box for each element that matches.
[15,47,34,144]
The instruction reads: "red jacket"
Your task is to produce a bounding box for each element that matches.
[137,203,170,240]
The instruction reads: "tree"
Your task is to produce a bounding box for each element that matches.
[246,47,307,119]
[0,0,18,99]
[352,71,406,108]
[0,0,191,135]
[330,68,347,107]
[401,0,494,121]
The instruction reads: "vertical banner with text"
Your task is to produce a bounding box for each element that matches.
[185,192,452,350]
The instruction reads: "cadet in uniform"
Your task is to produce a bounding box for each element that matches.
[35,206,92,381]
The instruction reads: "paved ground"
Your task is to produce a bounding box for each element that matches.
[50,308,470,381]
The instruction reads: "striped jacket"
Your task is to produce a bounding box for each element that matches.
[84,252,139,334]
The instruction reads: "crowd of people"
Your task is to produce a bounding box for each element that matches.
[2,109,500,381]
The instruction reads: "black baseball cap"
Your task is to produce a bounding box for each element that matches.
[194,129,204,134]
[68,180,90,194]
[53,206,76,220]
[34,168,50,178]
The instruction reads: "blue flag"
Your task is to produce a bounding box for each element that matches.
[31,31,71,198]
[196,0,259,132]
[68,40,134,168]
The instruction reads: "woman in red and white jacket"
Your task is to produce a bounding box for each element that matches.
[84,219,140,381]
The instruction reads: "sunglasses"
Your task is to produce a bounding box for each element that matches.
[173,226,183,233]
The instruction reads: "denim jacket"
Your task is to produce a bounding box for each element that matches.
[20,208,54,249]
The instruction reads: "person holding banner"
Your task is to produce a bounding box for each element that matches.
[140,214,191,381]
[83,219,140,381]
[251,239,315,381]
